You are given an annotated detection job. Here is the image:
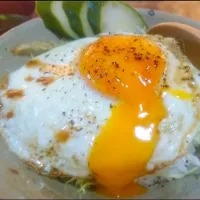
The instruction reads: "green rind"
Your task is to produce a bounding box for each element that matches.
[62,1,85,37]
[87,1,105,34]
[36,1,68,38]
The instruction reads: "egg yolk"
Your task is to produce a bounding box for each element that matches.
[79,35,166,198]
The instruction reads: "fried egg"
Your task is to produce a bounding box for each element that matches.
[1,34,200,198]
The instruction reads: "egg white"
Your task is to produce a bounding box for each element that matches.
[1,34,200,189]
[0,37,114,177]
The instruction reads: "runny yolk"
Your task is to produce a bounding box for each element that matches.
[79,35,166,198]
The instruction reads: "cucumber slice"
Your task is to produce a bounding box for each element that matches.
[88,1,148,34]
[63,1,94,37]
[36,1,79,39]
[87,1,104,34]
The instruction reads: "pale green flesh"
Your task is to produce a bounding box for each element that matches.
[36,1,78,39]
[36,1,67,38]
[100,1,148,34]
[81,2,94,36]
[88,1,148,34]
[52,1,79,39]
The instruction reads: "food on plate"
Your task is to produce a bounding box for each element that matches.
[11,41,55,57]
[36,1,148,39]
[1,32,200,198]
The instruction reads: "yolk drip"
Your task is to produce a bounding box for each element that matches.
[79,35,166,197]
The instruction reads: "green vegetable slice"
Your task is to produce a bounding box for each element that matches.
[63,1,94,37]
[36,1,79,39]
[88,1,148,34]
[36,1,148,40]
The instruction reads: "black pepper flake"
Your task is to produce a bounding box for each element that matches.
[110,104,113,109]
[94,69,98,73]
[47,97,49,99]
[183,65,189,69]
[99,74,104,78]
[62,112,66,116]
[60,58,64,62]
[70,120,75,126]
[162,84,169,88]
[135,56,142,60]
[45,54,50,58]
[77,127,83,132]
[84,93,87,97]
[112,62,119,68]
[185,69,190,73]
[146,56,150,60]
[42,88,46,91]
[154,60,159,67]
[130,47,136,51]
[148,184,152,187]
[80,117,83,121]
[103,46,110,53]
